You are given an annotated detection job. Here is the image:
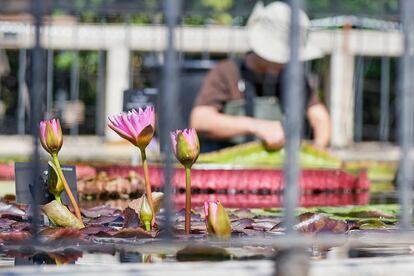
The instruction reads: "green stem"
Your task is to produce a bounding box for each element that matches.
[54,194,62,204]
[144,221,151,232]
[185,166,191,235]
[52,154,84,225]
[140,148,155,226]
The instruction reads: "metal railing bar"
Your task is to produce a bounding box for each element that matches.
[283,0,304,234]
[69,18,80,136]
[160,0,182,240]
[354,55,365,142]
[397,0,414,231]
[95,49,106,137]
[17,48,27,135]
[29,0,44,242]
[46,49,54,118]
[379,56,390,142]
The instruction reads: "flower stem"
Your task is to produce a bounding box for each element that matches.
[185,166,191,235]
[140,148,155,226]
[52,154,84,226]
[144,221,151,232]
[55,194,62,204]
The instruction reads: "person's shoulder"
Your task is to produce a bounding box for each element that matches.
[213,59,239,73]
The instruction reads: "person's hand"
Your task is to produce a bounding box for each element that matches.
[251,120,285,150]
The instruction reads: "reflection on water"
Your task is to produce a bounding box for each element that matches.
[3,252,168,267]
[80,192,370,210]
[174,192,369,209]
[2,243,414,268]
[119,251,142,263]
[13,250,83,266]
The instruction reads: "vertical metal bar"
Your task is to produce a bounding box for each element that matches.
[354,56,364,142]
[283,0,303,233]
[202,25,210,60]
[379,56,390,141]
[178,17,184,63]
[70,49,80,135]
[46,49,54,117]
[69,49,79,135]
[18,49,27,134]
[95,50,106,136]
[30,0,44,241]
[96,17,106,137]
[70,18,80,136]
[126,15,133,88]
[161,0,182,239]
[398,0,413,231]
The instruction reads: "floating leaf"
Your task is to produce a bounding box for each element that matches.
[0,202,26,219]
[0,230,31,242]
[80,226,114,237]
[293,213,348,233]
[39,227,81,242]
[355,219,389,230]
[81,205,120,218]
[87,215,123,226]
[128,192,164,215]
[231,218,254,232]
[108,228,155,239]
[123,207,140,229]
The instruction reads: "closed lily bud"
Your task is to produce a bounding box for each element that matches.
[47,161,64,203]
[39,118,63,156]
[108,106,156,151]
[204,201,231,240]
[140,195,153,231]
[171,128,200,168]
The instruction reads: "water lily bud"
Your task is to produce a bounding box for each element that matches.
[47,161,64,202]
[39,118,63,156]
[108,106,156,151]
[140,195,153,231]
[171,128,200,168]
[204,201,231,240]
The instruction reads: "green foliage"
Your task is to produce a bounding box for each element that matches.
[198,142,341,168]
[202,0,233,12]
[55,52,73,70]
[251,204,399,223]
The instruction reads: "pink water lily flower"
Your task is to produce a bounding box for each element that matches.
[204,200,231,239]
[171,128,200,168]
[39,118,63,156]
[108,106,156,150]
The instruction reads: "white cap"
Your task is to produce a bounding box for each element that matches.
[246,1,323,63]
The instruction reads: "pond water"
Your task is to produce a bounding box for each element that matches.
[0,180,406,268]
[1,235,413,267]
[78,190,400,210]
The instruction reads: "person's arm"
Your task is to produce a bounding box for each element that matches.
[190,105,285,150]
[306,103,331,148]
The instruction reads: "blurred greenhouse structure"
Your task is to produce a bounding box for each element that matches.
[0,0,404,150]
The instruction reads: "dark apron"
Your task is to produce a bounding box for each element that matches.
[200,59,284,152]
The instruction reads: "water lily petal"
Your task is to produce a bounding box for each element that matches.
[108,106,156,150]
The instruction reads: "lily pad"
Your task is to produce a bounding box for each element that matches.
[355,219,389,230]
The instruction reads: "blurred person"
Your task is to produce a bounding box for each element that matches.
[190,1,331,152]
